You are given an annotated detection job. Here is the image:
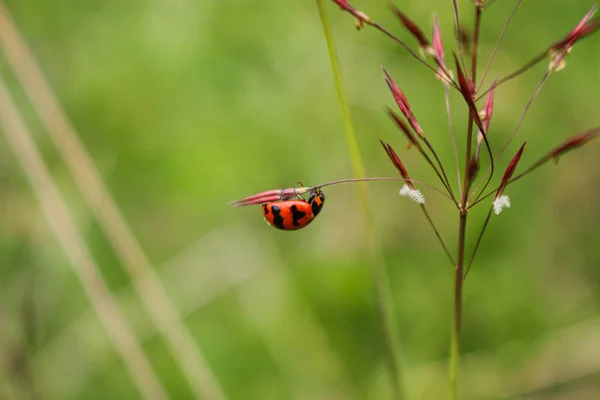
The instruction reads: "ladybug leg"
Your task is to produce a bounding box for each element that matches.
[294,181,304,200]
[280,188,296,201]
[280,188,290,200]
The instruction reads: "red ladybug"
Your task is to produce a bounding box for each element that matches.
[262,188,325,230]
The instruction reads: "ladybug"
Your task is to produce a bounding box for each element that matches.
[262,188,325,231]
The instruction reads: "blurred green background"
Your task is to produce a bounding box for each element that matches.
[1,0,599,399]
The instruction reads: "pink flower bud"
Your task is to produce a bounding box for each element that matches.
[478,79,496,145]
[495,142,526,199]
[382,66,423,136]
[549,5,600,71]
[389,3,433,55]
[432,14,444,62]
[453,54,485,133]
[380,140,415,189]
[332,0,373,29]
[549,128,600,163]
[432,14,452,81]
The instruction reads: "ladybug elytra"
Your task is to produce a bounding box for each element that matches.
[262,188,325,230]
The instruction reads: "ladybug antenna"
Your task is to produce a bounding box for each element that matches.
[292,186,303,200]
[310,177,454,201]
[311,177,402,189]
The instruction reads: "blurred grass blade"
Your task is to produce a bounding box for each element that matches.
[221,231,361,399]
[317,0,366,181]
[0,5,225,399]
[0,74,168,400]
[316,1,404,397]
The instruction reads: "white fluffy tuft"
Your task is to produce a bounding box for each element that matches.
[399,184,425,204]
[493,195,511,215]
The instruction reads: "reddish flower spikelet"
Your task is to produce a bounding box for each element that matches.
[432,14,451,81]
[332,0,373,29]
[389,3,433,55]
[552,5,599,50]
[453,55,474,98]
[477,80,496,145]
[332,0,350,8]
[496,142,526,199]
[229,187,309,207]
[549,5,600,71]
[432,15,444,63]
[453,54,485,133]
[549,128,600,163]
[382,66,423,136]
[481,81,495,132]
[380,140,415,189]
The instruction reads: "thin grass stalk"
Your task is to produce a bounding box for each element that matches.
[316,1,404,397]
[421,136,456,200]
[450,0,468,75]
[477,0,525,92]
[475,51,547,100]
[449,5,484,399]
[464,208,493,279]
[0,6,225,399]
[372,23,458,89]
[462,115,477,197]
[471,149,569,208]
[411,138,455,199]
[386,108,456,201]
[470,72,549,204]
[471,6,483,83]
[316,177,454,200]
[333,2,459,89]
[470,127,600,208]
[495,72,549,158]
[0,76,168,400]
[443,84,463,199]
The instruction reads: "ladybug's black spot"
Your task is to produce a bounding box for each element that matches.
[311,194,325,216]
[270,205,285,230]
[262,204,269,215]
[290,205,306,227]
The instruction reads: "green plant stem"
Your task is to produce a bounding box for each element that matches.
[449,211,467,400]
[317,4,364,181]
[450,5,483,399]
[464,208,492,278]
[316,1,404,398]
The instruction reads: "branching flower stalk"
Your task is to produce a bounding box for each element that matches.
[232,0,600,398]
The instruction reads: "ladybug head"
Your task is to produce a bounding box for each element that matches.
[308,188,325,216]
